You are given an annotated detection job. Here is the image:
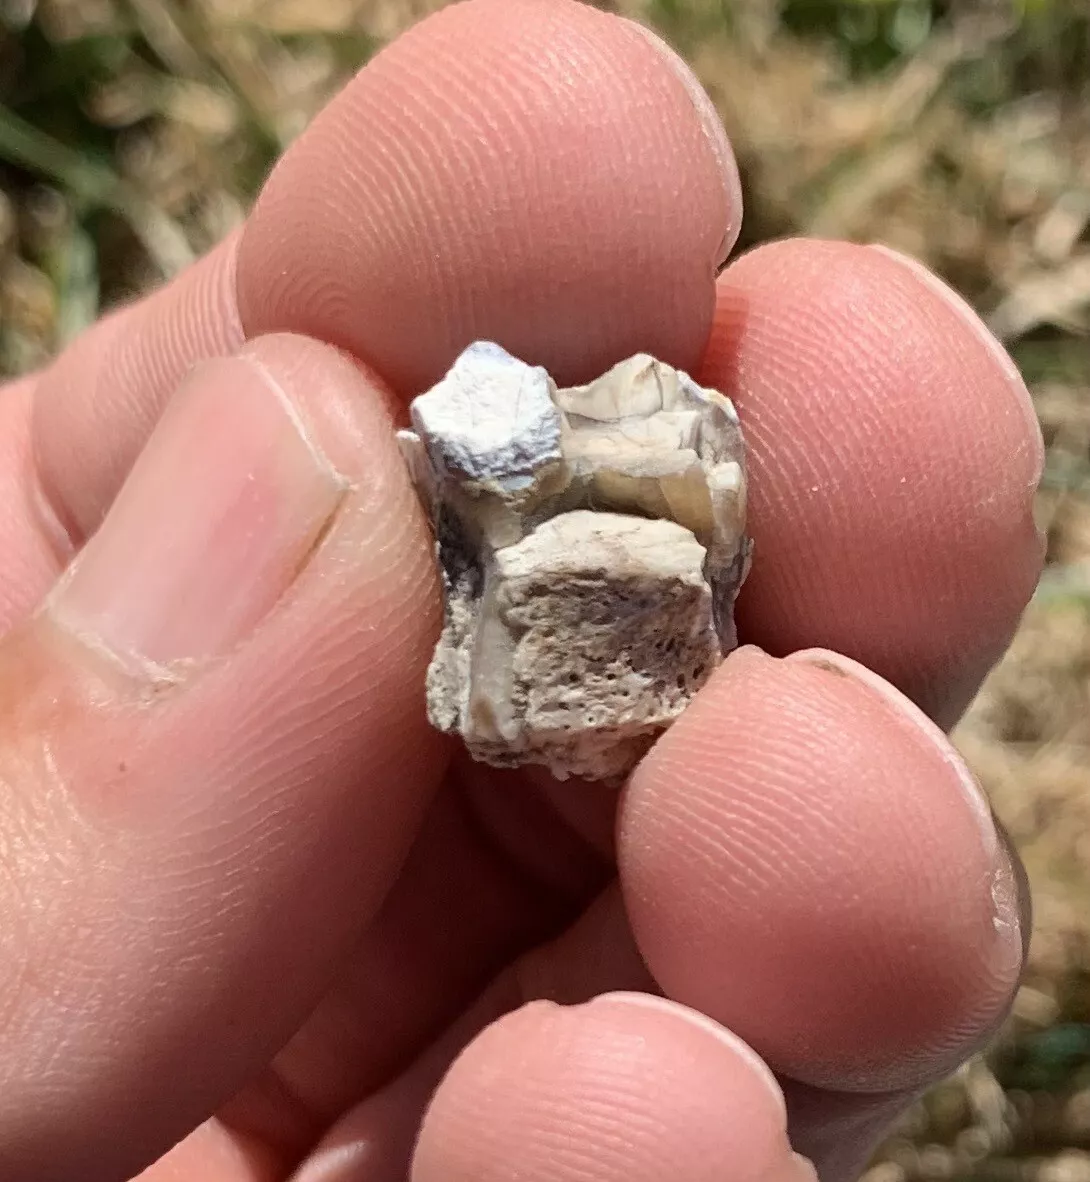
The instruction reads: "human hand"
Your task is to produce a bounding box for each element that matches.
[0,3,1042,1181]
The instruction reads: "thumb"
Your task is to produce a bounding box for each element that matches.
[0,333,444,1182]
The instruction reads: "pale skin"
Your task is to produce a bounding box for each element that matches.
[0,2,1043,1181]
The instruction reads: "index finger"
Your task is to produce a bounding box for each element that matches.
[24,0,737,564]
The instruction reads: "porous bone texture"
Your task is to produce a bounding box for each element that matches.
[399,341,751,782]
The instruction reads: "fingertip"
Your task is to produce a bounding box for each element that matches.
[617,16,743,266]
[782,647,999,858]
[413,991,800,1182]
[621,646,1024,1092]
[864,243,1043,460]
[238,0,737,393]
[587,991,786,1120]
[698,238,1045,724]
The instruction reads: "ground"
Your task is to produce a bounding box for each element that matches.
[2,0,1089,1176]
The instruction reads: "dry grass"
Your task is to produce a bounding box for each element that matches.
[2,0,1090,1176]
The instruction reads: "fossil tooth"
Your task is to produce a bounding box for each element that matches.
[399,342,751,782]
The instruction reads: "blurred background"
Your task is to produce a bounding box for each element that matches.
[1,0,1088,1177]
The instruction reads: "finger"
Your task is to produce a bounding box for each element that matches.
[288,889,903,1182]
[411,992,811,1182]
[619,646,1026,1099]
[212,767,614,1165]
[501,893,930,1182]
[0,377,69,632]
[780,817,1032,1182]
[284,888,649,1182]
[698,239,1045,726]
[131,1120,281,1182]
[238,0,737,394]
[778,1080,927,1182]
[34,238,243,543]
[27,0,738,559]
[0,243,244,626]
[0,334,443,1182]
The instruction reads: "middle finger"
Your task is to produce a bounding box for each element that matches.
[699,238,1044,725]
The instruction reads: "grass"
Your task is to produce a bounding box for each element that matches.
[2,0,1090,1177]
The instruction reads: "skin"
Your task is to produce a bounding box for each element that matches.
[0,2,1042,1181]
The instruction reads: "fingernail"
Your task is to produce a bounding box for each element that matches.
[589,991,787,1118]
[49,353,350,671]
[867,244,1044,480]
[622,19,743,267]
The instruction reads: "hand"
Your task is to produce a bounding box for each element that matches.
[0,3,1042,1181]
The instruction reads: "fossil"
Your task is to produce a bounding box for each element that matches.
[399,341,751,782]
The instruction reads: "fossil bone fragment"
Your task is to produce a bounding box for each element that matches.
[399,341,751,782]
